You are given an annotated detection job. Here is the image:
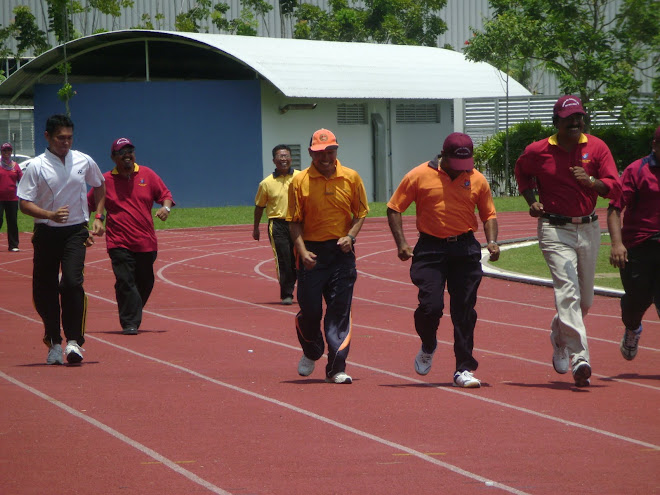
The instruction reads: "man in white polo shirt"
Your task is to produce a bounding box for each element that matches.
[17,114,106,365]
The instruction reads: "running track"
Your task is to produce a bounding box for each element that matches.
[0,210,658,495]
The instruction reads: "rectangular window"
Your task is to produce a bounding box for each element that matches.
[395,103,440,123]
[287,144,302,170]
[337,103,368,125]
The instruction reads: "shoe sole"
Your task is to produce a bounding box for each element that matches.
[415,364,431,376]
[573,363,591,387]
[122,328,138,335]
[453,381,481,388]
[620,342,637,361]
[325,376,352,384]
[66,352,83,364]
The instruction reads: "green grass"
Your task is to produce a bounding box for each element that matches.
[8,197,620,290]
[496,234,622,290]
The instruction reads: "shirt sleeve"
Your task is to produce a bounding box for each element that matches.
[609,165,633,210]
[84,154,105,188]
[594,142,621,201]
[254,181,268,207]
[387,174,415,213]
[152,172,174,206]
[476,177,497,223]
[352,175,369,218]
[286,174,303,223]
[16,159,39,201]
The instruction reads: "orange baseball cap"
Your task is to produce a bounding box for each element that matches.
[309,129,339,151]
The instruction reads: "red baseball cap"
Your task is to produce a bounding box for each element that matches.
[1,143,12,151]
[111,137,134,153]
[441,132,474,171]
[553,95,586,119]
[309,129,339,151]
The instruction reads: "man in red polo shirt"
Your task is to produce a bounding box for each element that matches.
[89,138,174,335]
[515,95,620,387]
[387,133,500,388]
[607,125,660,361]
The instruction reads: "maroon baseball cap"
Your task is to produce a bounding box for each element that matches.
[111,137,134,153]
[1,142,12,151]
[441,132,474,171]
[553,95,586,119]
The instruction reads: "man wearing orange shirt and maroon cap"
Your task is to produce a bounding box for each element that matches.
[88,137,174,335]
[607,125,660,361]
[287,128,369,384]
[387,132,500,388]
[515,95,620,387]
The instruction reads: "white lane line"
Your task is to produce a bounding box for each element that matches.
[0,370,232,495]
[0,310,530,495]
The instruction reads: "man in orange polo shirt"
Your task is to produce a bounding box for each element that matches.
[387,133,499,388]
[287,128,369,384]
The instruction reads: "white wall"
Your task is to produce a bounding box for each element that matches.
[260,85,457,202]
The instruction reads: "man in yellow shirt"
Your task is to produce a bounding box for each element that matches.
[253,145,299,305]
[287,129,369,384]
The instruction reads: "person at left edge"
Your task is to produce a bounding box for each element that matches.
[253,145,299,305]
[287,128,369,384]
[0,142,23,251]
[387,132,499,388]
[88,137,174,336]
[17,114,106,365]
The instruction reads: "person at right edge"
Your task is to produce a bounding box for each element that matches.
[515,95,620,387]
[607,125,660,362]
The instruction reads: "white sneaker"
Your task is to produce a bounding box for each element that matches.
[551,336,569,374]
[297,355,315,376]
[572,359,591,387]
[65,340,85,364]
[46,344,63,365]
[453,370,481,388]
[620,325,642,361]
[414,346,435,375]
[325,372,352,384]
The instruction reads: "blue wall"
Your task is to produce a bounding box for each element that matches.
[33,80,262,207]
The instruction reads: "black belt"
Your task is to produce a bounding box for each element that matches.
[542,213,598,226]
[420,231,473,243]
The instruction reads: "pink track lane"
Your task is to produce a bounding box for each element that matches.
[0,211,658,495]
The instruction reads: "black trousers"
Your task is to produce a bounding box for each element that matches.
[296,240,357,378]
[32,223,89,347]
[268,218,296,299]
[0,200,19,249]
[410,232,483,372]
[620,239,660,330]
[108,248,157,331]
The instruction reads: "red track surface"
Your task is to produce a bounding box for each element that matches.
[1,210,658,495]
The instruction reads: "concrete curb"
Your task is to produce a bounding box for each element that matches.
[480,237,624,299]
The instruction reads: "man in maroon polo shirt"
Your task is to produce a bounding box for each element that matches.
[607,125,660,361]
[89,138,174,335]
[515,95,620,387]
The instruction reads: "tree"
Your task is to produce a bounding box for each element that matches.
[463,0,660,124]
[293,0,448,46]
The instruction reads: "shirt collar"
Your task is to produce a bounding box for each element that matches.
[273,167,294,178]
[111,163,140,175]
[648,153,658,168]
[548,133,588,146]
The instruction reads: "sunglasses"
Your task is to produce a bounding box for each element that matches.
[116,147,135,156]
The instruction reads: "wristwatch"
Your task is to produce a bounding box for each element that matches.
[588,176,596,186]
[164,206,171,213]
[95,213,105,221]
[347,234,356,244]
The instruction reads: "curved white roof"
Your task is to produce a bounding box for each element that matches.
[0,30,530,104]
[180,31,530,99]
